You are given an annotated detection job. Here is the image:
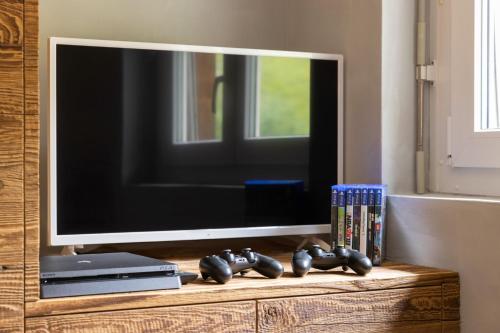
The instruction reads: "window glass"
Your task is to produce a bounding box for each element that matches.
[173,52,223,143]
[257,57,310,138]
[479,0,500,131]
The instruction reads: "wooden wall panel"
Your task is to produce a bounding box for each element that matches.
[25,114,40,302]
[0,0,23,47]
[24,0,39,115]
[0,202,23,266]
[26,301,256,333]
[0,268,24,333]
[0,114,23,200]
[0,48,23,114]
[257,286,443,332]
[0,114,23,266]
[0,2,24,331]
[24,0,41,302]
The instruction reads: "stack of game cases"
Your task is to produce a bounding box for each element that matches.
[331,184,387,266]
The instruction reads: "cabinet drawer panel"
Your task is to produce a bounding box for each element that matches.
[258,286,443,332]
[26,300,256,333]
[443,321,460,333]
[0,268,24,333]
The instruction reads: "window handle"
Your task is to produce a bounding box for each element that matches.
[211,75,224,114]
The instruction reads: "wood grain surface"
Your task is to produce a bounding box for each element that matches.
[24,0,41,303]
[24,114,40,302]
[259,321,445,333]
[26,254,459,318]
[442,321,460,333]
[257,286,443,332]
[0,0,23,47]
[25,301,256,333]
[0,109,23,269]
[0,48,23,114]
[0,202,23,266]
[0,114,23,201]
[443,280,460,321]
[0,2,25,332]
[24,0,38,115]
[0,268,24,333]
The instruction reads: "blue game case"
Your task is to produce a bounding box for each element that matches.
[331,186,339,248]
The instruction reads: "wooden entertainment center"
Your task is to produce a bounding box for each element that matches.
[0,1,460,332]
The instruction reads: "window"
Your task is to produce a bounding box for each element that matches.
[174,53,310,144]
[168,51,317,177]
[245,56,310,139]
[478,0,500,131]
[173,52,223,144]
[430,0,500,196]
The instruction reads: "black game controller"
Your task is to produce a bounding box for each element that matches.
[199,248,284,284]
[292,244,372,276]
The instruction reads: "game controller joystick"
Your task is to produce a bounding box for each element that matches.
[292,244,372,276]
[199,248,284,284]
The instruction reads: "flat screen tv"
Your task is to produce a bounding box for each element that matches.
[48,37,343,246]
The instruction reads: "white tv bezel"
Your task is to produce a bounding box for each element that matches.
[48,37,344,246]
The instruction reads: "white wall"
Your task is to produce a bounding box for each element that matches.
[39,0,382,252]
[387,195,500,332]
[381,0,417,193]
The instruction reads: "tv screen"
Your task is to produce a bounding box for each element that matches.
[49,38,343,245]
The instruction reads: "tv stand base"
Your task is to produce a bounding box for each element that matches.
[60,245,84,256]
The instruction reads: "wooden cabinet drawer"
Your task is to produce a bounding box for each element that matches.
[26,300,256,333]
[0,267,24,333]
[258,286,444,333]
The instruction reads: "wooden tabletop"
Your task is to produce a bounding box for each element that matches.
[26,244,458,318]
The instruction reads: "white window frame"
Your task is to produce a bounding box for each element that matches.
[172,52,223,145]
[430,0,500,196]
[244,56,261,138]
[449,0,500,167]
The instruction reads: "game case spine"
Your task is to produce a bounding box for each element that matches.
[360,187,368,255]
[373,185,387,266]
[352,186,361,251]
[331,186,339,248]
[337,186,346,247]
[345,187,353,249]
[367,188,376,260]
